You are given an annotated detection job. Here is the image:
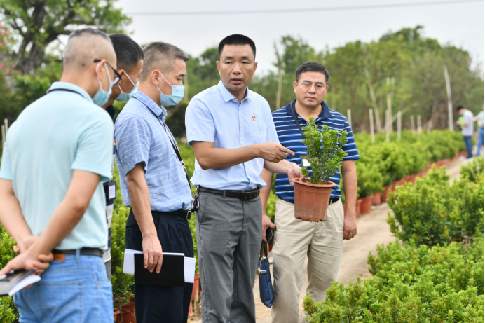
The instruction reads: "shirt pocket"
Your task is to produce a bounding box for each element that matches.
[241,110,266,144]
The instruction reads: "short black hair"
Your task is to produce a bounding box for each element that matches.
[218,34,256,58]
[68,28,109,41]
[110,34,144,71]
[141,42,188,80]
[456,105,465,111]
[295,61,330,83]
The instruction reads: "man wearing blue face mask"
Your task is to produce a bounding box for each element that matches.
[101,34,144,279]
[103,34,144,120]
[0,28,116,322]
[114,42,193,323]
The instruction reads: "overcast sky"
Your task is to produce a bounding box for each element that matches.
[116,0,484,73]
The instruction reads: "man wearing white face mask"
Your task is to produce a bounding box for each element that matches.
[114,42,193,323]
[0,28,116,322]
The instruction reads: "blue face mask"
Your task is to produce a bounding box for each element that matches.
[116,74,138,103]
[159,84,184,107]
[93,65,117,106]
[117,82,138,103]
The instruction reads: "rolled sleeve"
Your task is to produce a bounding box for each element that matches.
[71,117,114,181]
[343,120,360,161]
[0,142,13,180]
[115,116,151,177]
[185,98,215,143]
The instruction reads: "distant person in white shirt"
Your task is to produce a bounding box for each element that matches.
[456,105,474,159]
[475,109,484,156]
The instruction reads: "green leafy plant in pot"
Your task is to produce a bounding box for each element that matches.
[294,119,347,221]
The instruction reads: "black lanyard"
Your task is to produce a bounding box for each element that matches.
[287,101,325,135]
[133,96,192,191]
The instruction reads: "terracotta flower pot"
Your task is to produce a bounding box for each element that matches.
[293,178,336,221]
[355,199,362,217]
[117,299,136,323]
[190,272,202,318]
[382,186,391,202]
[436,160,447,167]
[371,192,382,205]
[359,196,372,215]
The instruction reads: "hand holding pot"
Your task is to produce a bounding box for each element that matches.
[286,162,302,185]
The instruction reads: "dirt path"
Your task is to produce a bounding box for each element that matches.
[191,157,470,323]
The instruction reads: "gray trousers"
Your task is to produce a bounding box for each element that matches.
[197,192,262,323]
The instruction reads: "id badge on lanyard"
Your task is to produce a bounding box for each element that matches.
[104,179,116,206]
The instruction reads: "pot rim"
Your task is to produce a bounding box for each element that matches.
[294,178,336,188]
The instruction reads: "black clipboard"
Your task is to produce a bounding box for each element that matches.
[134,253,184,287]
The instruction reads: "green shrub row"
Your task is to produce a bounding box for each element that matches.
[304,238,484,323]
[356,130,464,197]
[388,164,484,246]
[304,158,484,322]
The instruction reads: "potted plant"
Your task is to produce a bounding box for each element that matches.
[293,119,347,221]
[357,163,384,212]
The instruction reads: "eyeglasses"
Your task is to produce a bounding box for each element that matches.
[299,80,327,90]
[93,58,121,84]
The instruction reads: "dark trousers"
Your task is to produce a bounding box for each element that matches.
[126,210,194,323]
[464,135,473,158]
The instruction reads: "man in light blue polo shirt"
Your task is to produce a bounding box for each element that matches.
[0,28,116,322]
[185,34,300,323]
[115,42,194,323]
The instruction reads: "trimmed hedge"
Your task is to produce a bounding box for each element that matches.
[304,238,484,323]
[304,159,484,322]
[388,167,484,246]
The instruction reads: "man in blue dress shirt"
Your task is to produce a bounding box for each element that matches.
[115,42,193,323]
[185,34,300,323]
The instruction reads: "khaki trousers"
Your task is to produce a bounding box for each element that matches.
[271,199,344,323]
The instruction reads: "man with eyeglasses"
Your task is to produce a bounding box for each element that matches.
[0,28,117,322]
[101,34,144,279]
[260,62,359,323]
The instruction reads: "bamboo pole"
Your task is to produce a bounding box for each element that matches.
[417,115,422,133]
[385,93,392,142]
[443,65,454,131]
[411,115,416,132]
[369,108,375,143]
[397,111,402,140]
[347,109,352,127]
[375,109,382,133]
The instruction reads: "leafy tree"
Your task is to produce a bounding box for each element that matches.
[0,0,130,73]
[186,47,219,98]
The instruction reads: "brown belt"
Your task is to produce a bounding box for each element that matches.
[52,248,103,261]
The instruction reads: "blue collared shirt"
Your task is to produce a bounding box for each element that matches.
[272,101,360,202]
[114,91,192,212]
[185,81,279,190]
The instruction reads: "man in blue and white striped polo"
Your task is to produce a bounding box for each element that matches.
[260,61,360,323]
